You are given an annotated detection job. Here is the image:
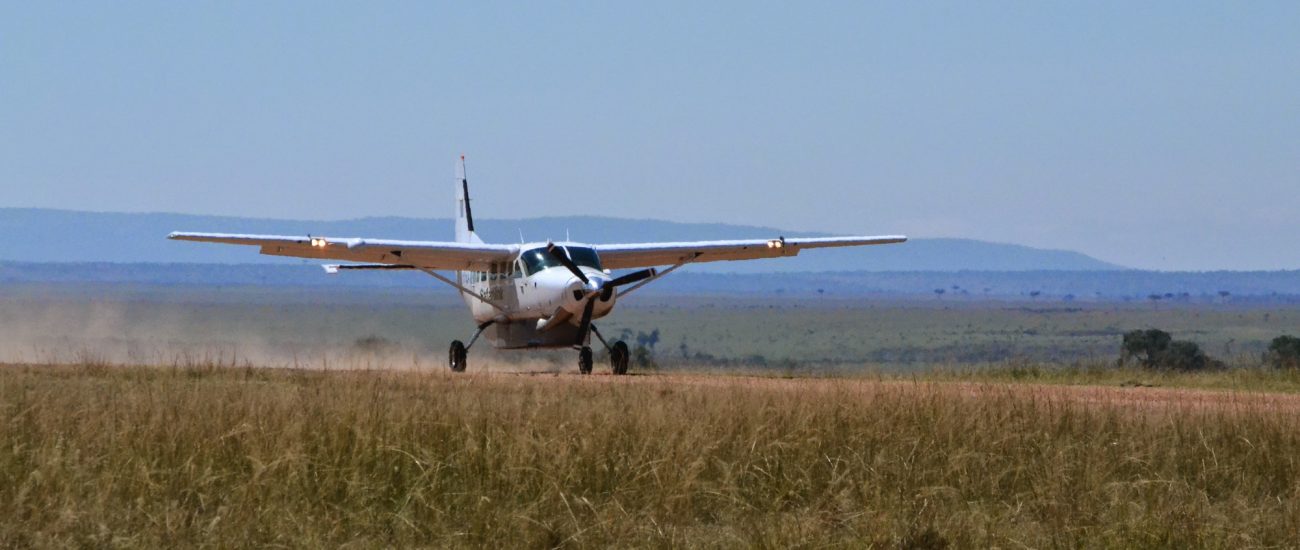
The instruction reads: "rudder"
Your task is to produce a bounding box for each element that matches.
[455,155,483,244]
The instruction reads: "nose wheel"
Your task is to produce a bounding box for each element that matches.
[578,346,593,374]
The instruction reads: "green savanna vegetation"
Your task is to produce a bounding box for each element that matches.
[1,283,1294,370]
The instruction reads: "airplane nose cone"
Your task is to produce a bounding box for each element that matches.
[568,275,610,302]
[566,279,587,302]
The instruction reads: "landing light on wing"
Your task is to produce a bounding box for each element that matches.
[310,238,328,248]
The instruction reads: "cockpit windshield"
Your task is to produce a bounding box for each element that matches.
[520,248,560,275]
[566,246,602,270]
[519,246,603,276]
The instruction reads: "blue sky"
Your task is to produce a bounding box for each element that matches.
[2,2,1297,270]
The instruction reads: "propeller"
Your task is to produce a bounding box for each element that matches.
[608,268,656,287]
[545,242,658,345]
[546,242,589,284]
[547,242,656,294]
[576,297,596,344]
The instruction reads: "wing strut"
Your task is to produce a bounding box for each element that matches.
[323,263,509,312]
[616,252,701,299]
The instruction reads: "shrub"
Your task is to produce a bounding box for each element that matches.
[1120,329,1219,371]
[632,344,657,369]
[1266,335,1300,369]
[1158,340,1213,372]
[1120,329,1172,367]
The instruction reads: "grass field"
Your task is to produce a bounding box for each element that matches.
[4,284,1300,546]
[4,363,1300,547]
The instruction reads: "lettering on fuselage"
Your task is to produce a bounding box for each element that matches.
[478,285,505,302]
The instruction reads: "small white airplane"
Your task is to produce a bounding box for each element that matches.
[169,157,906,374]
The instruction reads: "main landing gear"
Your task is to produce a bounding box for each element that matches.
[448,320,494,373]
[449,340,467,372]
[610,341,630,375]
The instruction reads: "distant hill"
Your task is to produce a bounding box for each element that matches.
[0,208,1122,272]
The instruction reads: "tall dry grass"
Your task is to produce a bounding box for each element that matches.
[2,363,1299,547]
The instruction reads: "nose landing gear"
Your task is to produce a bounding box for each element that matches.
[578,346,593,374]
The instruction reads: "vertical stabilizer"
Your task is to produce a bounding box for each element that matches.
[455,155,483,244]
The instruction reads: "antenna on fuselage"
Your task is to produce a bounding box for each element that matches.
[518,228,525,243]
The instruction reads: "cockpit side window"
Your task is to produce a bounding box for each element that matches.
[520,248,560,276]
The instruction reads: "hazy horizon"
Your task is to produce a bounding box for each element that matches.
[3,2,1297,270]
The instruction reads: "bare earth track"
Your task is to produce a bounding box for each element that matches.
[487,367,1300,416]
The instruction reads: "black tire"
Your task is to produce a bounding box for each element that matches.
[578,346,593,375]
[611,341,630,375]
[449,340,467,372]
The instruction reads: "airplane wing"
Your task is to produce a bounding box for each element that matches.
[167,232,517,270]
[594,235,907,270]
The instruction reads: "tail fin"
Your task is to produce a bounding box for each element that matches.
[455,155,483,243]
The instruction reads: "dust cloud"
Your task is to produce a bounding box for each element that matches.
[0,296,564,373]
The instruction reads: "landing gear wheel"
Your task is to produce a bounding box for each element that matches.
[448,340,467,372]
[610,341,630,375]
[578,346,593,375]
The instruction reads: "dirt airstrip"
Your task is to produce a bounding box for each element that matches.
[470,367,1300,417]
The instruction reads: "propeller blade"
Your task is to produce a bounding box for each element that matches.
[546,242,589,284]
[609,268,657,287]
[575,297,596,345]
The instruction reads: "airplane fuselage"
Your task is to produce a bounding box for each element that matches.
[456,242,618,349]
